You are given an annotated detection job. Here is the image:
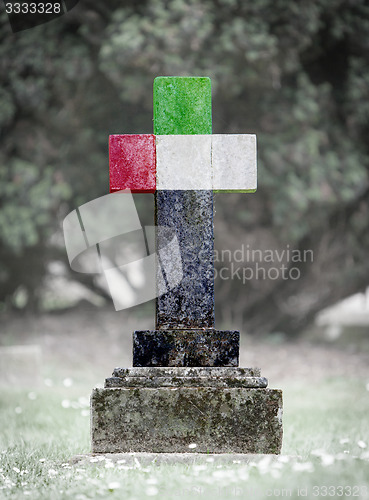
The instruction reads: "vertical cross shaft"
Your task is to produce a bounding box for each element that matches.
[154,77,214,330]
[133,77,239,367]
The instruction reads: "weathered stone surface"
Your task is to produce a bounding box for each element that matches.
[113,367,261,377]
[133,330,239,366]
[109,134,156,193]
[156,135,212,190]
[155,190,214,330]
[91,387,283,454]
[212,134,257,192]
[153,77,212,135]
[105,376,268,388]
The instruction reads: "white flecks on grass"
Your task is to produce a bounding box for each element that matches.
[61,395,90,414]
[44,378,53,387]
[321,455,335,466]
[311,449,336,466]
[192,464,207,473]
[39,459,46,463]
[212,468,240,481]
[358,440,367,449]
[14,407,22,414]
[117,465,131,471]
[339,437,350,444]
[108,481,121,491]
[48,469,58,477]
[188,443,197,449]
[63,378,74,387]
[27,392,37,400]
[311,449,324,457]
[250,455,272,474]
[292,462,314,472]
[146,486,159,496]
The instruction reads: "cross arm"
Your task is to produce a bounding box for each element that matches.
[109,133,257,193]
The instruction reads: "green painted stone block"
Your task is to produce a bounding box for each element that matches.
[153,77,212,135]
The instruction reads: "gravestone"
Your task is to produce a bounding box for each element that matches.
[91,77,283,454]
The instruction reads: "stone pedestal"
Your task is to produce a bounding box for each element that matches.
[133,330,239,366]
[91,367,283,454]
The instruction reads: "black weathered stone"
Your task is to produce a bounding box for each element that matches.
[133,329,239,367]
[155,190,214,329]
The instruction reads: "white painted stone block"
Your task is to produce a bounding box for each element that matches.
[212,134,257,192]
[156,135,212,190]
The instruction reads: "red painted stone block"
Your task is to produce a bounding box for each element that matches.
[109,134,156,193]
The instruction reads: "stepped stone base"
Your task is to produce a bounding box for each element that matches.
[91,367,283,454]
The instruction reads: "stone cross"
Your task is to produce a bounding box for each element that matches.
[109,76,257,367]
[91,76,283,455]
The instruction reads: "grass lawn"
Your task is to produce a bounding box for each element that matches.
[1,376,369,499]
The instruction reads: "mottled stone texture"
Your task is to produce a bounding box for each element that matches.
[106,366,265,388]
[105,376,267,389]
[153,77,212,135]
[156,135,212,190]
[91,387,283,454]
[109,134,156,193]
[112,367,261,377]
[155,190,214,329]
[133,330,239,366]
[212,134,257,192]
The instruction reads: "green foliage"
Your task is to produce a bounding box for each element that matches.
[98,0,369,243]
[0,0,369,321]
[0,160,71,253]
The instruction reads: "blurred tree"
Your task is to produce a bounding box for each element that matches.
[0,0,368,334]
